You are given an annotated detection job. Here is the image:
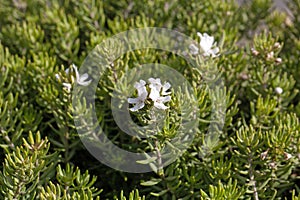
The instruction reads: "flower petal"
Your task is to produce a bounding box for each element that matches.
[130,102,145,112]
[134,80,146,89]
[149,78,162,91]
[158,95,171,103]
[137,86,148,98]
[128,98,139,104]
[78,79,92,86]
[154,102,168,110]
[149,88,160,101]
[80,73,89,81]
[162,82,171,95]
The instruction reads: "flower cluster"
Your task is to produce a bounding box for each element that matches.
[251,42,283,64]
[189,32,220,57]
[128,78,171,112]
[55,64,92,92]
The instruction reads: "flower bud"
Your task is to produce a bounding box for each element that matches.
[260,150,268,160]
[284,152,292,160]
[251,48,259,56]
[275,87,283,95]
[239,73,249,80]
[274,42,281,49]
[269,162,276,169]
[266,51,274,60]
[275,57,282,64]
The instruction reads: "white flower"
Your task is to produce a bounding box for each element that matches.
[189,43,199,55]
[148,78,162,91]
[148,78,171,94]
[149,87,171,110]
[197,32,219,57]
[275,87,283,95]
[72,64,92,86]
[149,79,171,110]
[128,78,172,111]
[128,80,148,112]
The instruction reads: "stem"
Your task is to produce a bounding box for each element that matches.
[155,140,164,177]
[63,129,69,163]
[248,153,259,200]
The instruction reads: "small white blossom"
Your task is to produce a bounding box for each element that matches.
[149,88,171,110]
[72,64,92,86]
[149,79,171,110]
[197,32,219,57]
[275,87,283,95]
[128,78,172,111]
[128,80,148,112]
[59,64,92,93]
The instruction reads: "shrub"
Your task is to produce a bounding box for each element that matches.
[0,0,299,199]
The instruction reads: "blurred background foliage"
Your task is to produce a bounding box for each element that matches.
[0,0,299,199]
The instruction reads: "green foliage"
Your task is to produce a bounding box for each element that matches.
[0,0,299,199]
[0,132,58,199]
[39,164,102,199]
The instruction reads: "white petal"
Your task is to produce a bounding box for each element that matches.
[162,82,171,95]
[148,78,162,91]
[211,47,220,57]
[72,64,80,80]
[154,102,169,110]
[134,80,146,89]
[139,90,148,100]
[128,98,139,104]
[158,95,171,103]
[200,33,214,53]
[78,79,92,86]
[148,78,159,84]
[149,88,160,101]
[65,68,70,75]
[80,73,89,81]
[130,102,145,112]
[72,64,78,71]
[55,74,60,80]
[137,86,148,98]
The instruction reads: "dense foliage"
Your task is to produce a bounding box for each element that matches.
[0,0,299,199]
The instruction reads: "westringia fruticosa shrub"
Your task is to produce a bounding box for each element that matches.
[0,0,299,199]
